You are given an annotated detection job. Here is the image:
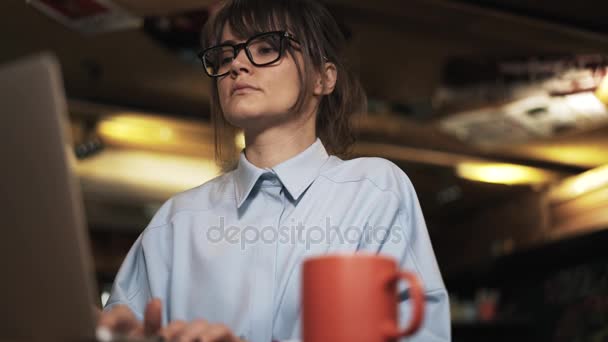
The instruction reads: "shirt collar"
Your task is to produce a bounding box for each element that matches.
[234,138,329,208]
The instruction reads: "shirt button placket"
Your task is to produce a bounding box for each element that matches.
[251,175,283,342]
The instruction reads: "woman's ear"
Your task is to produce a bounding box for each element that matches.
[314,62,337,96]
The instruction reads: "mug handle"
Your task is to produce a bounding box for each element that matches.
[383,271,425,338]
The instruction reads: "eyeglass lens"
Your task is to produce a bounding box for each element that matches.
[203,33,283,77]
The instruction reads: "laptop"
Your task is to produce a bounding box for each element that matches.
[0,53,139,341]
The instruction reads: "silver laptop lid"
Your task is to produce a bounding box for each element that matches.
[0,53,98,341]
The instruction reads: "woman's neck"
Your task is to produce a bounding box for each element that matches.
[244,114,317,169]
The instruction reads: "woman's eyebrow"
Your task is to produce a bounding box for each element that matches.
[221,39,238,45]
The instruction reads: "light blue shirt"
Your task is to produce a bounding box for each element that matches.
[106,138,450,341]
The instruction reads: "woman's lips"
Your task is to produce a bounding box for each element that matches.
[233,87,258,95]
[232,82,260,95]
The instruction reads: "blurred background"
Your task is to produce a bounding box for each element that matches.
[3,0,608,340]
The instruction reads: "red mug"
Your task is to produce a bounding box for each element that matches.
[302,253,425,342]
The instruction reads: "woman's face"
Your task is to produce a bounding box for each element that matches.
[216,24,304,131]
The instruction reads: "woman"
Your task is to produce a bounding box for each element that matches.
[98,0,450,341]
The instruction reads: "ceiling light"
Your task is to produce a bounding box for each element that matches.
[76,149,221,200]
[456,162,558,186]
[596,74,608,104]
[235,132,246,150]
[549,164,608,203]
[95,113,214,156]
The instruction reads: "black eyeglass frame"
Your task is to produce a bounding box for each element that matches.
[198,31,299,78]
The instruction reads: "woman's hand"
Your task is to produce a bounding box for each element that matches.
[96,298,162,339]
[160,319,243,342]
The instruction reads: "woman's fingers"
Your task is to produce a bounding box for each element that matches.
[160,320,241,342]
[199,323,237,342]
[144,298,163,337]
[97,304,141,335]
[177,320,211,342]
[97,298,162,338]
[99,302,239,342]
[160,320,188,341]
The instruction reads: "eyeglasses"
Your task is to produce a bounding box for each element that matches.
[198,31,299,78]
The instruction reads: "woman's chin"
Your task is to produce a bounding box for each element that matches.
[225,111,262,124]
[225,109,285,127]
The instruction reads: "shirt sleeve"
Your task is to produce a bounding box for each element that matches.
[357,166,451,341]
[103,233,149,320]
[104,211,173,324]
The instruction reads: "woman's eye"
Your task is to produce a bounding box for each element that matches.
[255,43,278,55]
[220,56,234,66]
[259,47,273,55]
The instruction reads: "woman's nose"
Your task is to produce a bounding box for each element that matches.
[230,48,251,75]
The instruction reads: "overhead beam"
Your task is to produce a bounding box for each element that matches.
[325,0,608,53]
[113,0,215,16]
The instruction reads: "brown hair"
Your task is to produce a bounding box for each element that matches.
[201,0,367,170]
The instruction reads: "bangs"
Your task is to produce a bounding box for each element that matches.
[205,1,293,46]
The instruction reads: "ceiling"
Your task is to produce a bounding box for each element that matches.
[3,0,608,231]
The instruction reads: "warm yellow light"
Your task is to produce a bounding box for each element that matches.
[596,74,608,104]
[521,145,608,169]
[98,115,176,145]
[95,113,215,157]
[76,149,221,199]
[549,164,608,203]
[159,127,173,141]
[235,131,246,150]
[456,162,555,185]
